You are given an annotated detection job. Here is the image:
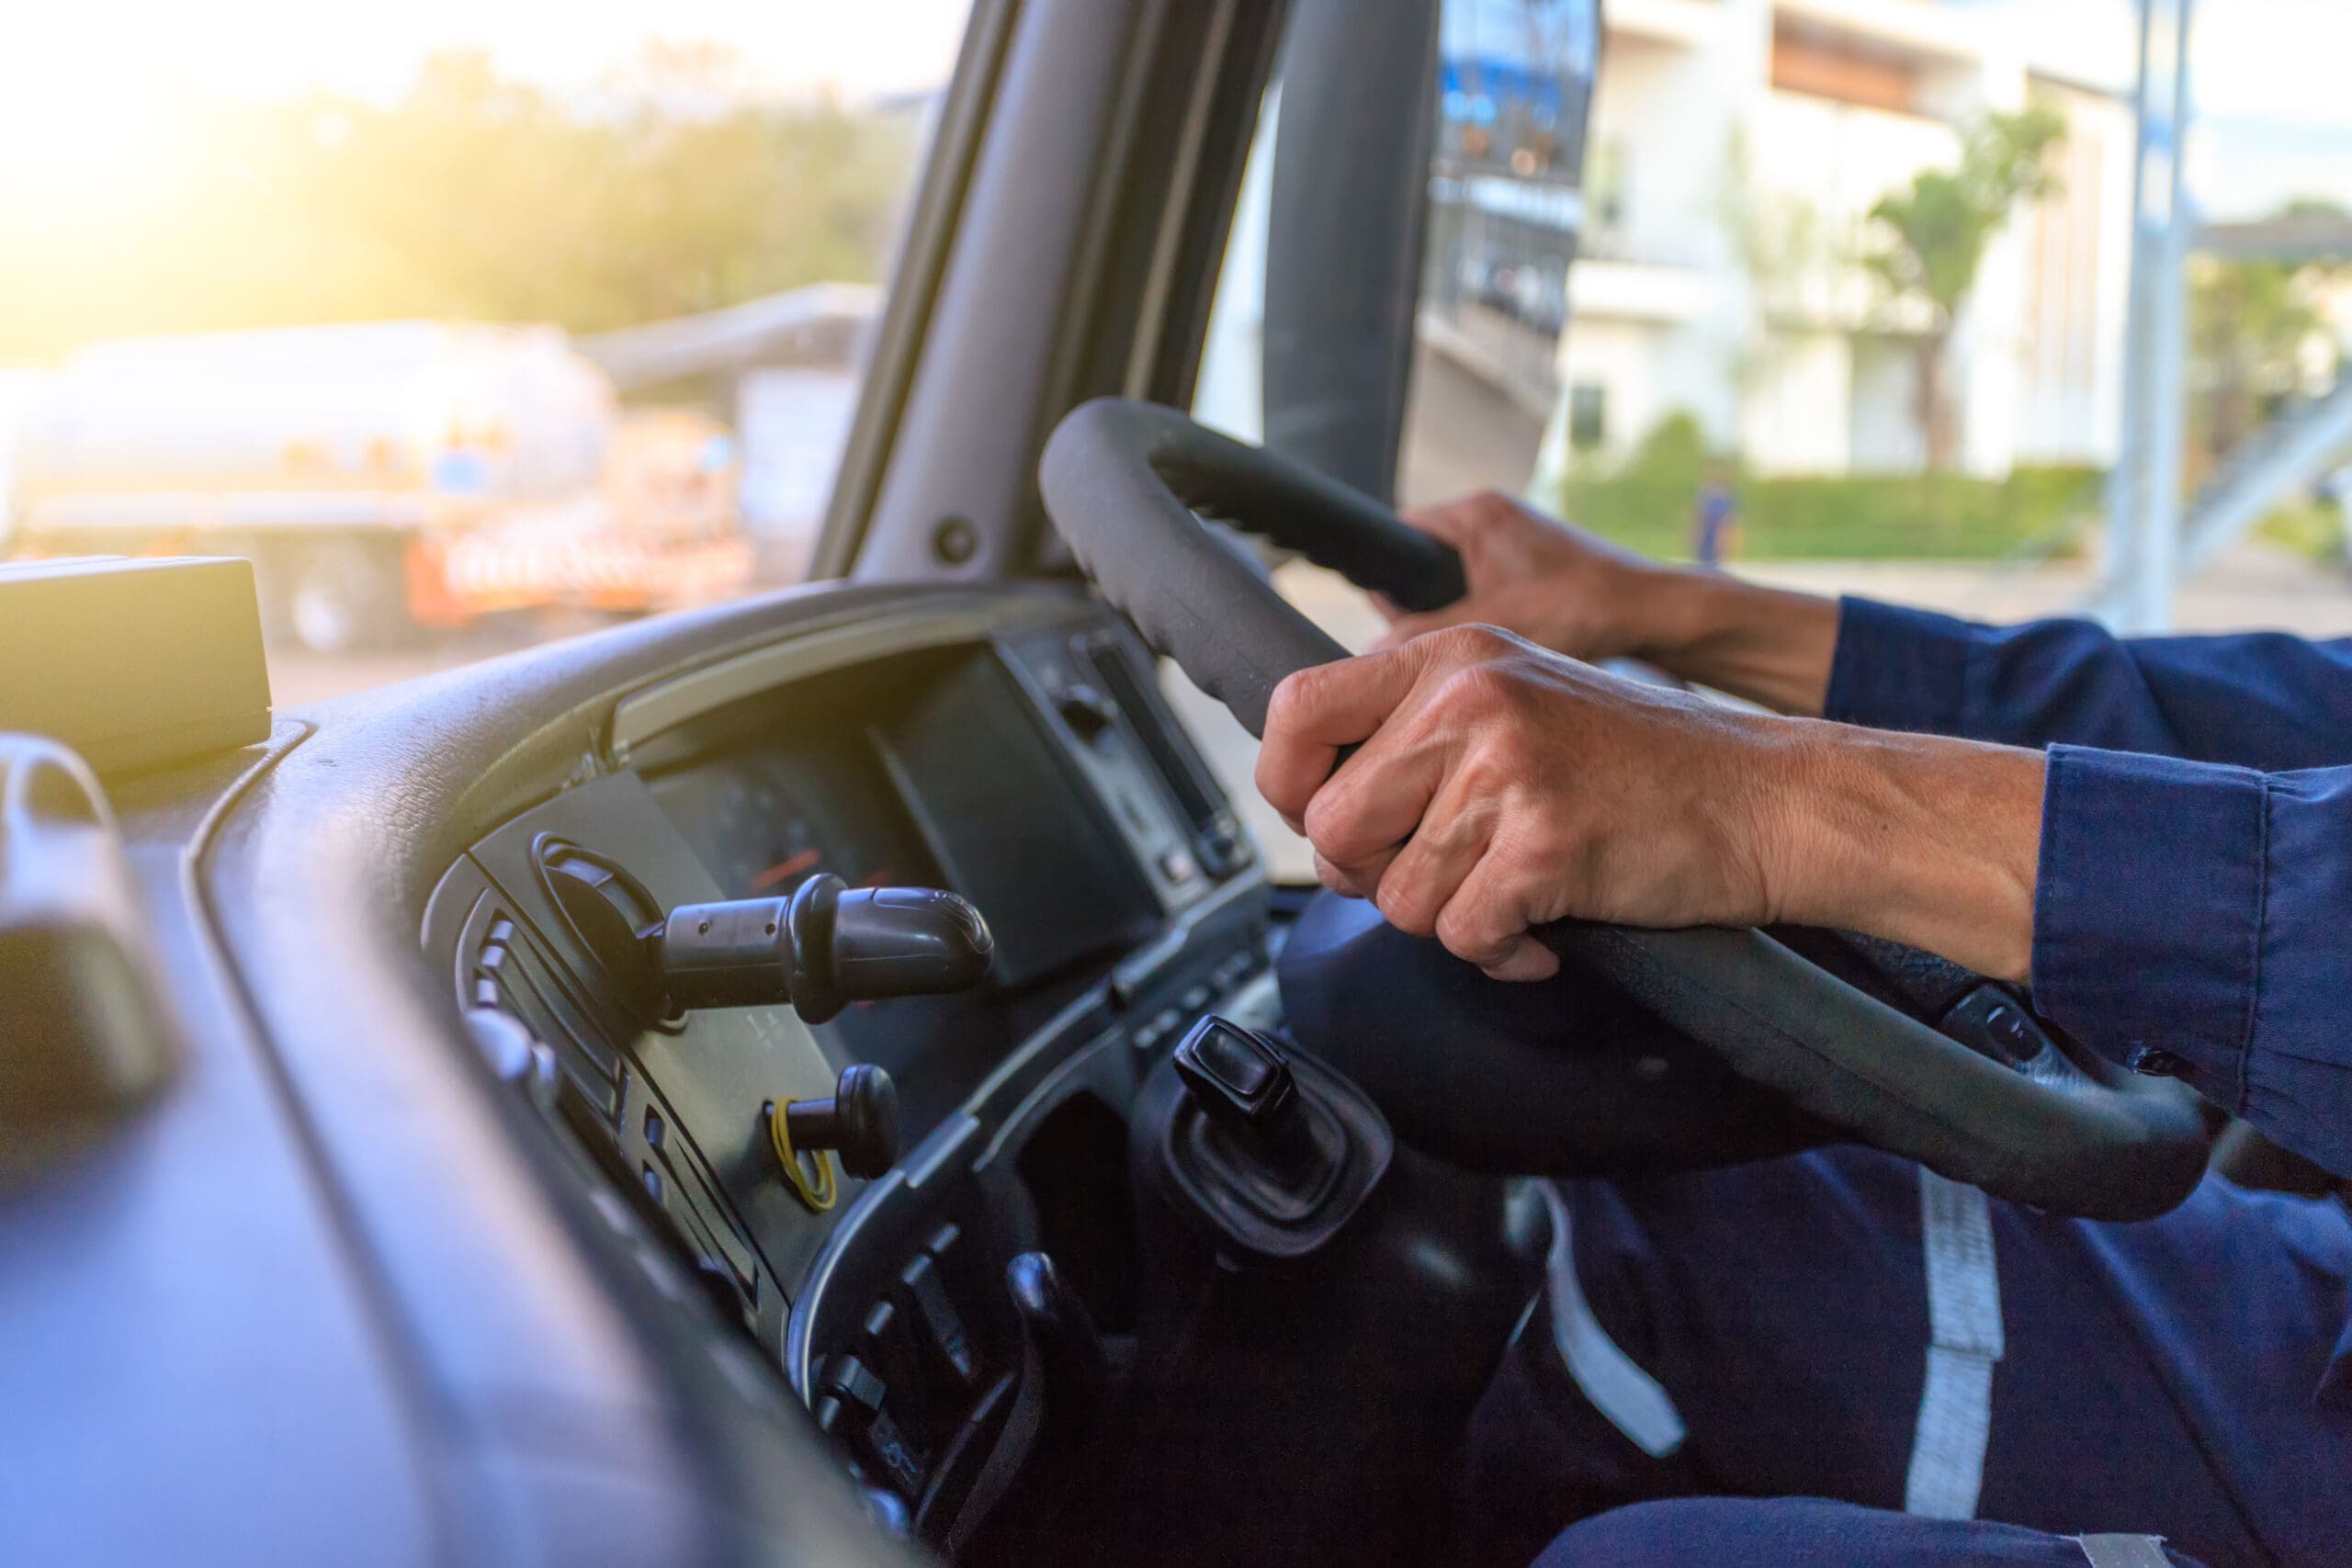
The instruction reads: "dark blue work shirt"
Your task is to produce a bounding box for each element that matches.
[1823,597,2352,1183]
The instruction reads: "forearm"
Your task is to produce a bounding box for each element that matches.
[1764,722,2046,982]
[1624,570,1840,716]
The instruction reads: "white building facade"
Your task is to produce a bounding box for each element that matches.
[1562,0,2136,479]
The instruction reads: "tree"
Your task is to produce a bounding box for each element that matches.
[0,44,922,358]
[2188,198,2346,472]
[1714,126,1829,420]
[1864,103,2066,469]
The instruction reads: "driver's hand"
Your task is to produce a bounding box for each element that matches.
[1258,625,1800,981]
[1256,624,2048,984]
[1374,490,1846,717]
[1368,491,1662,659]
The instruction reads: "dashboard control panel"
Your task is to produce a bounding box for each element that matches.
[420,593,1275,1542]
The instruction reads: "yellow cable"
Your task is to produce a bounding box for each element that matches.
[768,1100,838,1213]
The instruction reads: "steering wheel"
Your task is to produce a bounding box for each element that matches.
[1039,398,2212,1223]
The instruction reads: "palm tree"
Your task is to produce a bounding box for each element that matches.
[1865,105,2067,469]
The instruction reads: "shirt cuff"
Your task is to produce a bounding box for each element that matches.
[1822,598,1978,736]
[2030,744,2266,1108]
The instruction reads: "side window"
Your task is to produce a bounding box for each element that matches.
[1,7,973,696]
[1186,0,1598,878]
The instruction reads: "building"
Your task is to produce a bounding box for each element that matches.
[1541,0,2134,479]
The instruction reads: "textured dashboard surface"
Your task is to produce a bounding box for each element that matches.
[198,580,1061,1567]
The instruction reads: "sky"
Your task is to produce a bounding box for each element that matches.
[6,1,2352,228]
[0,0,972,228]
[0,0,970,104]
[1957,0,2352,219]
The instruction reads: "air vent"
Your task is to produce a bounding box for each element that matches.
[1073,631,1249,879]
[456,891,619,1118]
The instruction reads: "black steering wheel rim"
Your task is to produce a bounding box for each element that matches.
[1039,397,2211,1222]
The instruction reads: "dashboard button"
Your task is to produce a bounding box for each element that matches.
[819,1354,926,1497]
[1055,684,1119,743]
[899,1252,980,1392]
[862,1298,931,1435]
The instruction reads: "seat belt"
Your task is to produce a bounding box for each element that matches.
[1538,1180,1686,1458]
[2075,1534,2174,1567]
[1905,1168,2005,1519]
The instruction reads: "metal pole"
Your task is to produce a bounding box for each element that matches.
[2106,0,2195,633]
[2140,0,2196,632]
[2100,0,2156,614]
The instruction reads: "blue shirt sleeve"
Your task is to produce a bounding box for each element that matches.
[2034,746,2352,1180]
[1824,597,2352,770]
[1822,598,2352,1176]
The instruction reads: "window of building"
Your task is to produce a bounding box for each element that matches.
[1568,382,1608,452]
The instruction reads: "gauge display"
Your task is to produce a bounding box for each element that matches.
[647,729,939,902]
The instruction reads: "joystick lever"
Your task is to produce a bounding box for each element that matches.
[652,874,993,1023]
[781,1064,900,1179]
[1171,1017,1338,1198]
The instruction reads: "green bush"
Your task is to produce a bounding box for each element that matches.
[1543,424,2101,562]
[2254,499,2348,562]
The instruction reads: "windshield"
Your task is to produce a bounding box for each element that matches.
[0,1,971,703]
[1192,0,2352,879]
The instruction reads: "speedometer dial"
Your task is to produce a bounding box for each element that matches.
[678,759,827,897]
[650,739,928,901]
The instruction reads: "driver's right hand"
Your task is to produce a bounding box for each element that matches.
[1257,623,2046,987]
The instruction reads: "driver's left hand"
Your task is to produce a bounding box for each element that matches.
[1255,624,2046,985]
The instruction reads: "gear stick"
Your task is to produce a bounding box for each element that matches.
[1147,1016,1392,1261]
[1170,1017,1346,1210]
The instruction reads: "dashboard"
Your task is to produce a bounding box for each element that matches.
[419,592,1277,1544]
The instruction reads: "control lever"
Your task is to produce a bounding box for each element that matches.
[652,874,993,1022]
[1005,1251,1108,1442]
[1142,1016,1391,1262]
[1171,1017,1344,1204]
[779,1064,900,1180]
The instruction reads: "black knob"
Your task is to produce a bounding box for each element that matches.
[823,884,996,1019]
[1054,683,1119,743]
[653,874,994,1022]
[785,1064,900,1179]
[1005,1251,1107,1443]
[1172,1016,1296,1130]
[1171,1016,1332,1193]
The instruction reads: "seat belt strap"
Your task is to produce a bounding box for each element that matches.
[1538,1180,1686,1458]
[1905,1168,2005,1519]
[2075,1534,2174,1568]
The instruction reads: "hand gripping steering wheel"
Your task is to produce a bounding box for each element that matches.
[1040,398,2211,1222]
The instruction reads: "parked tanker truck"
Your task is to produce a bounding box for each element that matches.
[6,321,752,653]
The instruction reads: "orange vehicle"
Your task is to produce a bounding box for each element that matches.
[10,321,752,652]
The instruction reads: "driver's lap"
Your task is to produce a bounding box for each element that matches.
[1460,1147,2352,1568]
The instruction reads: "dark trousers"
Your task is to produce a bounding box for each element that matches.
[1459,1148,2352,1568]
[1535,1497,2207,1566]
